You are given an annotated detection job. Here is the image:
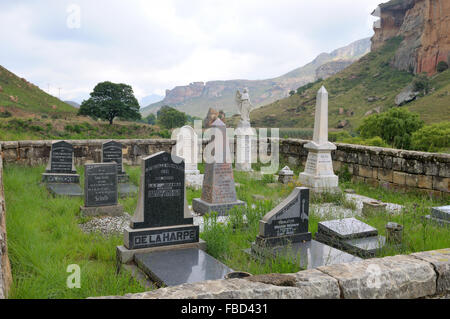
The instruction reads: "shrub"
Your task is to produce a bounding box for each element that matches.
[0,110,12,118]
[329,131,352,142]
[437,61,449,73]
[411,122,450,152]
[412,73,431,94]
[358,108,424,149]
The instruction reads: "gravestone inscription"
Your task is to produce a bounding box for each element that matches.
[80,163,123,216]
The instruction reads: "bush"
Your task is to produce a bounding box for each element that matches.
[411,122,450,152]
[0,110,12,118]
[437,61,449,73]
[358,108,424,149]
[412,73,431,94]
[329,131,352,142]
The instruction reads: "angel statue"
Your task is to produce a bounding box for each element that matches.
[235,88,254,124]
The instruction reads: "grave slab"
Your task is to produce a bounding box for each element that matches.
[431,206,450,221]
[118,183,138,198]
[46,183,82,197]
[249,239,361,269]
[192,198,245,216]
[135,248,233,287]
[317,217,379,240]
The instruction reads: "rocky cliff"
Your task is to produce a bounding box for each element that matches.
[141,38,371,118]
[372,0,450,75]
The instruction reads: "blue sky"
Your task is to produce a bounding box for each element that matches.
[0,0,381,105]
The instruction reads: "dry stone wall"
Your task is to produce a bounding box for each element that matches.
[0,145,12,299]
[0,138,448,196]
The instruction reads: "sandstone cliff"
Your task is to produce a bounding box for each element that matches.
[372,0,450,75]
[141,38,371,118]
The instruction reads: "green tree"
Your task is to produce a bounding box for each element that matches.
[437,61,449,73]
[145,113,157,125]
[78,81,141,125]
[412,73,431,95]
[358,108,424,150]
[157,105,187,129]
[411,121,450,152]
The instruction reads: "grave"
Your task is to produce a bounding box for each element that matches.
[41,141,82,197]
[174,126,203,189]
[425,205,450,226]
[117,151,232,287]
[278,166,294,184]
[235,88,256,172]
[299,86,339,193]
[315,217,386,258]
[80,163,124,217]
[248,187,361,269]
[102,140,138,197]
[192,119,245,216]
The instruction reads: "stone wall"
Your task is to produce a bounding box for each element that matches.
[0,138,448,196]
[97,248,450,299]
[0,145,12,299]
[280,139,450,196]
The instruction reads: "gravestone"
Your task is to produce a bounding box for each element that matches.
[299,86,339,193]
[117,151,232,287]
[192,119,245,216]
[425,205,450,226]
[80,163,123,217]
[278,166,294,184]
[102,141,138,197]
[174,126,203,189]
[315,218,386,258]
[249,187,361,269]
[41,141,82,197]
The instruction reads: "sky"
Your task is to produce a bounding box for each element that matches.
[0,0,382,106]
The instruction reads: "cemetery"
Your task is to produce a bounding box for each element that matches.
[0,86,448,300]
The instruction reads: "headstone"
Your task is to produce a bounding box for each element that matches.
[80,163,123,217]
[315,217,386,258]
[425,205,450,226]
[175,126,203,189]
[299,86,339,193]
[256,187,312,246]
[278,166,294,184]
[102,140,138,197]
[192,119,245,216]
[117,151,231,287]
[41,141,82,197]
[249,188,361,269]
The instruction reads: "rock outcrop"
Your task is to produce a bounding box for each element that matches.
[203,108,226,128]
[371,0,450,75]
[315,60,354,80]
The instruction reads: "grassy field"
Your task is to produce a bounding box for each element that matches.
[3,162,449,298]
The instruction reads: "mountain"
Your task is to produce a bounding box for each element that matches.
[139,94,164,108]
[0,65,77,116]
[140,38,371,118]
[249,0,450,129]
[64,101,80,108]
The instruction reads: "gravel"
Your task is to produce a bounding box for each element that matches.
[79,213,132,236]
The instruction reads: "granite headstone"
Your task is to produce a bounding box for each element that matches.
[80,163,123,216]
[192,119,245,216]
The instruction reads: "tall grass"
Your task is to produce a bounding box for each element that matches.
[4,165,145,299]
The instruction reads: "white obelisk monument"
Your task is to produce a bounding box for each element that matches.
[235,88,256,172]
[299,86,339,193]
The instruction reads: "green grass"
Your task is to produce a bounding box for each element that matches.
[3,163,449,297]
[4,164,145,299]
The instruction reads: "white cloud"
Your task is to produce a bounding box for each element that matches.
[0,0,381,104]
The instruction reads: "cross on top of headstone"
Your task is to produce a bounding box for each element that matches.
[46,141,76,174]
[102,140,124,175]
[131,151,193,229]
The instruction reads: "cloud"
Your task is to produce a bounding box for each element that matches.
[0,0,381,104]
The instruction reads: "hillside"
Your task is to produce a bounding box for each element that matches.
[141,38,371,118]
[0,65,77,117]
[250,37,450,129]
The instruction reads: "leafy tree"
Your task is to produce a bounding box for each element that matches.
[289,90,295,96]
[412,73,431,94]
[79,81,141,125]
[411,121,450,152]
[358,108,424,150]
[437,61,449,73]
[144,113,157,125]
[157,105,187,129]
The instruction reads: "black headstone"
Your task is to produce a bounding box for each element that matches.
[102,141,124,175]
[257,187,311,246]
[131,151,192,229]
[84,163,118,207]
[47,141,76,174]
